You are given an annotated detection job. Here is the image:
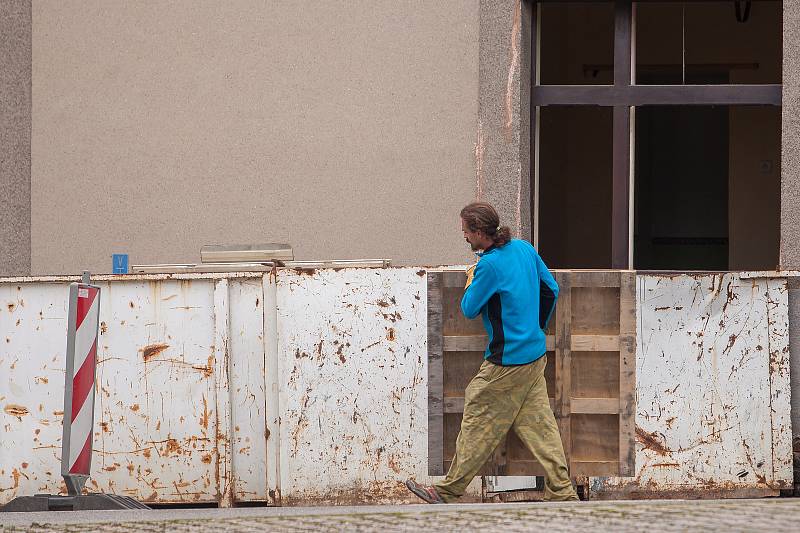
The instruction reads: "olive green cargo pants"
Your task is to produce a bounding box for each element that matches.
[434,356,578,502]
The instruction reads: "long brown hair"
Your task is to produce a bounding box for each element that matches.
[460,202,512,247]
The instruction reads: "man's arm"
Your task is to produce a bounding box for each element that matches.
[537,253,559,330]
[461,260,498,319]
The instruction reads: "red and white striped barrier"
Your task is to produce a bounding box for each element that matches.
[61,277,101,495]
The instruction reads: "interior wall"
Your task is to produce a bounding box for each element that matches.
[729,106,781,270]
[30,1,480,274]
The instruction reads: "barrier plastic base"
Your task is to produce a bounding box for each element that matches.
[0,493,150,512]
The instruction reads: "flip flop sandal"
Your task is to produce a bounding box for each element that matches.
[405,479,445,504]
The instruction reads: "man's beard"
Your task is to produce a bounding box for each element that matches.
[466,239,481,252]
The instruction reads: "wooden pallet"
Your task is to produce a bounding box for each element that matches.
[427,270,636,477]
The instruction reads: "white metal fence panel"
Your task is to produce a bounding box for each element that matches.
[591,273,793,497]
[0,276,271,505]
[274,268,429,505]
[1,281,68,499]
[228,278,270,503]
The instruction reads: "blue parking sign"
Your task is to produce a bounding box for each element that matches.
[112,254,129,274]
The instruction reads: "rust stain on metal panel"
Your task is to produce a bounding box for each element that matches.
[200,395,209,429]
[336,343,347,364]
[192,356,214,378]
[276,268,428,505]
[140,343,170,362]
[387,455,402,474]
[592,274,791,498]
[165,439,181,455]
[4,404,29,419]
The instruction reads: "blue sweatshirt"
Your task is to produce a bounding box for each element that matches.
[461,239,558,366]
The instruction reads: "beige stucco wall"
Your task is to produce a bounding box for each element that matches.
[30,0,479,274]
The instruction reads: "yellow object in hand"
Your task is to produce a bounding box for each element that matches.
[465,262,477,289]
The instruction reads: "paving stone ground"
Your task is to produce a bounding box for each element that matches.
[2,498,800,532]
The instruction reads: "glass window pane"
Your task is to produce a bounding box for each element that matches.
[539,2,615,85]
[636,1,782,85]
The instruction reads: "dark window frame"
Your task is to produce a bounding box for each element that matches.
[531,0,782,269]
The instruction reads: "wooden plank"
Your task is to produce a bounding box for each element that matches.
[571,335,620,352]
[501,459,548,477]
[571,287,620,335]
[443,335,487,352]
[443,352,484,397]
[554,273,572,464]
[571,352,620,399]
[442,287,484,336]
[443,413,463,471]
[571,398,619,415]
[427,272,445,476]
[618,271,637,476]
[570,414,619,463]
[445,397,615,415]
[570,461,622,477]
[443,334,617,352]
[443,396,465,414]
[444,396,559,414]
[441,270,468,289]
[567,271,622,288]
[500,460,620,478]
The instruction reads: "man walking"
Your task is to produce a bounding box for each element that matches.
[406,202,578,503]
